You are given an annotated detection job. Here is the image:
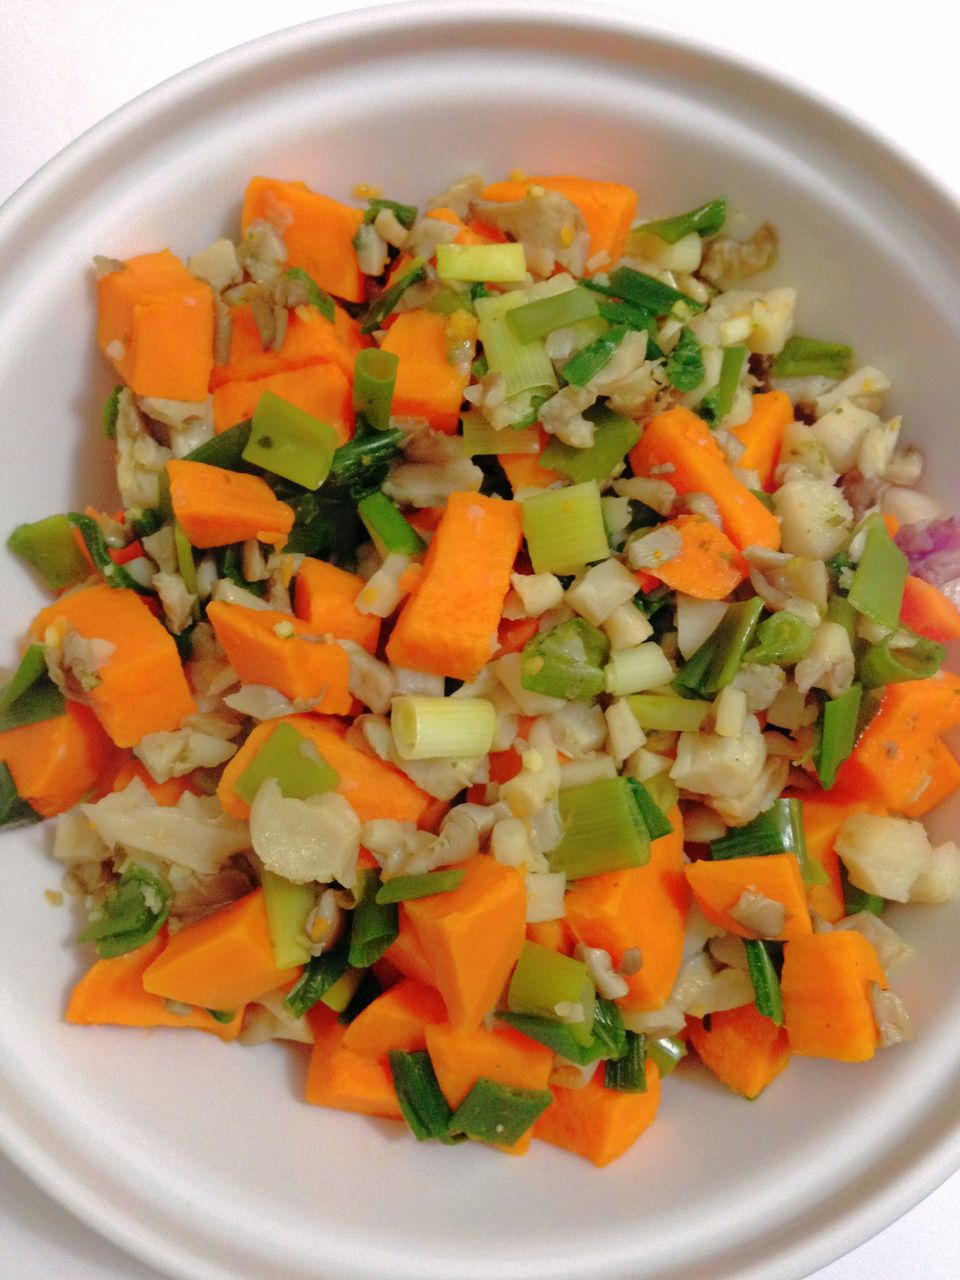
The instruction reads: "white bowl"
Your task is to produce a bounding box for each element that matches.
[1,5,959,1279]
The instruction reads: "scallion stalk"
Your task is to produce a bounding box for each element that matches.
[102,384,123,438]
[348,868,399,968]
[68,513,153,594]
[826,594,858,647]
[604,642,674,697]
[508,942,596,1047]
[474,290,557,399]
[330,429,405,502]
[847,513,908,633]
[549,777,651,879]
[0,644,64,732]
[183,419,252,469]
[505,286,600,342]
[645,1034,687,1078]
[352,348,399,431]
[521,480,609,574]
[842,867,885,917]
[603,1030,647,1092]
[560,324,629,387]
[859,631,945,688]
[233,721,340,805]
[742,611,814,665]
[496,997,626,1066]
[604,265,705,317]
[364,197,419,228]
[448,1077,553,1146]
[625,777,674,840]
[539,404,641,484]
[357,491,426,557]
[359,257,427,335]
[674,598,764,696]
[173,521,199,596]
[771,336,853,379]
[519,617,610,701]
[374,869,466,904]
[460,412,540,457]
[744,939,784,1025]
[815,682,863,790]
[710,797,827,886]
[285,267,336,322]
[628,693,711,732]
[388,1049,460,1142]
[697,345,747,428]
[77,865,172,959]
[7,513,93,591]
[665,326,706,392]
[261,869,314,968]
[242,391,339,490]
[436,242,527,283]
[283,946,351,1018]
[0,762,40,829]
[391,695,496,760]
[633,197,727,245]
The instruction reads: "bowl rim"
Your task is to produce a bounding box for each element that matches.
[1,4,958,1279]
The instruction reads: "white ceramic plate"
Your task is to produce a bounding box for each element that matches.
[1,5,959,1279]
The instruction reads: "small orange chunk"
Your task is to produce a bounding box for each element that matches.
[341,978,447,1059]
[533,1061,661,1167]
[379,311,469,434]
[781,931,887,1062]
[687,1004,791,1098]
[210,301,366,389]
[0,700,117,818]
[684,854,812,941]
[305,1009,402,1119]
[293,557,381,653]
[167,459,295,549]
[212,362,354,442]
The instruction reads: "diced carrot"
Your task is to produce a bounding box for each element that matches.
[500,428,563,494]
[205,601,350,709]
[217,714,439,827]
[488,746,523,785]
[426,1020,554,1154]
[781,931,887,1061]
[795,793,874,924]
[901,738,960,818]
[831,670,960,810]
[684,853,812,941]
[405,507,444,535]
[731,390,793,491]
[29,584,195,749]
[212,362,354,442]
[293,557,381,653]
[210,301,365,389]
[630,406,781,551]
[305,1007,402,1119]
[900,575,960,643]
[404,856,526,1032]
[166,459,294,550]
[565,809,689,1011]
[109,539,146,567]
[533,1061,661,1167]
[103,756,200,806]
[643,513,748,600]
[496,615,539,657]
[341,978,448,1059]
[687,1003,791,1098]
[480,176,639,270]
[882,513,900,537]
[0,700,117,818]
[396,563,425,598]
[384,909,437,988]
[66,932,244,1040]
[524,918,575,954]
[379,311,469,434]
[142,889,301,1009]
[242,177,365,303]
[97,250,214,401]
[386,491,523,681]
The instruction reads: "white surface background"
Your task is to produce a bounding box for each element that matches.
[0,1,958,1277]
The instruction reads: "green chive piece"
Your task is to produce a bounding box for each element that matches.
[508,942,596,1047]
[520,617,610,701]
[744,939,784,1025]
[772,336,853,380]
[625,777,674,840]
[743,611,814,665]
[592,295,662,349]
[604,1031,647,1092]
[173,521,198,596]
[364,197,419,228]
[540,404,641,484]
[357,491,426,557]
[449,1077,553,1146]
[549,777,651,879]
[7,513,92,591]
[0,761,42,828]
[233,722,339,805]
[388,1049,460,1143]
[374,869,466,904]
[360,257,427,335]
[605,266,705,317]
[436,242,527,283]
[561,324,629,387]
[205,1008,237,1025]
[0,644,65,732]
[283,946,351,1018]
[816,682,863,790]
[628,693,711,732]
[710,797,827,886]
[352,348,399,432]
[634,197,727,245]
[497,997,626,1066]
[841,866,885,917]
[330,428,405,502]
[474,289,558,399]
[847,513,908,633]
[183,419,252,469]
[859,630,945,688]
[67,513,153,594]
[102,384,123,439]
[665,327,706,392]
[77,865,172,959]
[697,345,747,428]
[674,597,764,696]
[242,390,339,490]
[645,1034,687,1078]
[262,869,314,968]
[285,267,336,322]
[505,286,600,343]
[643,772,680,818]
[589,997,629,1062]
[521,479,609,575]
[460,412,540,457]
[827,594,858,647]
[348,869,399,969]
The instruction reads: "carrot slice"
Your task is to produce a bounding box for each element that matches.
[899,574,960,643]
[305,1008,402,1119]
[101,756,200,806]
[533,1061,661,1167]
[293,557,381,653]
[687,1003,791,1098]
[384,910,438,988]
[167,459,294,549]
[684,853,812,941]
[210,301,366,389]
[901,737,960,818]
[794,794,875,924]
[341,978,447,1059]
[0,700,117,818]
[524,918,576,954]
[379,311,469,434]
[781,931,887,1061]
[731,390,793,490]
[642,513,748,600]
[212,362,354,442]
[500,427,563,494]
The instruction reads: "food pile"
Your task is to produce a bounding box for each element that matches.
[3,171,960,1166]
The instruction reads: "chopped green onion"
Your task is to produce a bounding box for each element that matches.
[744,939,784,1025]
[496,997,626,1066]
[560,324,629,387]
[130,508,163,540]
[625,777,674,840]
[605,266,704,317]
[549,777,651,879]
[593,296,661,349]
[474,290,557,399]
[206,1008,236,1025]
[604,1030,647,1092]
[352,348,399,432]
[242,391,339,490]
[628,693,711,732]
[67,513,153,593]
[643,771,679,817]
[448,1077,553,1146]
[77,865,172,959]
[665,327,706,392]
[841,867,885,917]
[183,419,252,469]
[102,384,123,439]
[645,1034,687,1077]
[359,257,427,335]
[520,617,610,701]
[283,947,351,1018]
[436,242,527,283]
[357,491,426,556]
[710,797,827,886]
[521,480,609,574]
[364,197,419,228]
[827,594,858,646]
[285,268,336,322]
[460,412,540,457]
[772,336,853,380]
[348,868,399,969]
[330,428,405,501]
[282,489,360,562]
[847,514,908,633]
[674,597,764,696]
[261,869,314,968]
[0,762,41,829]
[859,630,944,688]
[173,521,198,596]
[634,197,727,245]
[0,644,64,732]
[388,1049,459,1142]
[604,642,674,697]
[743,611,814,665]
[697,345,747,428]
[815,683,863,790]
[589,996,629,1062]
[391,695,496,761]
[508,942,596,1047]
[233,722,339,805]
[540,404,641,484]
[505,286,600,343]
[375,869,466,904]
